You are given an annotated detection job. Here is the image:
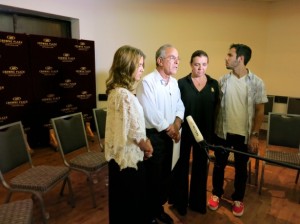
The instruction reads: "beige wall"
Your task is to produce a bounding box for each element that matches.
[265,0,300,97]
[0,0,299,107]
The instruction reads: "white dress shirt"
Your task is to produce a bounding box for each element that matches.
[136,69,185,132]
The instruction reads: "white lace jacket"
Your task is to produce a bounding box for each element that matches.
[105,87,147,170]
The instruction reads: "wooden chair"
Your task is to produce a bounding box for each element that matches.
[0,199,33,224]
[259,113,300,196]
[93,108,107,151]
[51,112,107,208]
[0,121,74,224]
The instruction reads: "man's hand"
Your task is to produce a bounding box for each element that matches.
[166,124,181,143]
[248,135,259,154]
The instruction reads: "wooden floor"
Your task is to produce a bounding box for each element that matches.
[1,137,299,224]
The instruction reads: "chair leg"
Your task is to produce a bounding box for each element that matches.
[59,177,75,208]
[87,174,97,208]
[248,160,252,184]
[60,178,67,196]
[297,171,300,204]
[49,128,58,151]
[32,192,49,224]
[259,162,265,195]
[85,122,95,142]
[66,177,75,208]
[4,191,13,203]
[295,170,299,184]
[255,159,259,186]
[206,159,210,177]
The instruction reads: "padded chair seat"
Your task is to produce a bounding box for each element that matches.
[70,151,107,172]
[265,151,300,165]
[0,199,33,224]
[10,165,70,192]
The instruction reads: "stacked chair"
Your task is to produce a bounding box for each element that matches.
[0,121,75,223]
[259,112,300,200]
[51,112,107,208]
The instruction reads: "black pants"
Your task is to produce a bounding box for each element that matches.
[108,159,147,224]
[212,134,249,201]
[170,133,209,213]
[145,129,173,220]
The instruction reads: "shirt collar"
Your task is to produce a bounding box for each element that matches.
[154,69,171,86]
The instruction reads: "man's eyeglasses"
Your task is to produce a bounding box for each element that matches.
[162,56,180,62]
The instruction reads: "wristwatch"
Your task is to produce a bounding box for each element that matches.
[251,131,259,138]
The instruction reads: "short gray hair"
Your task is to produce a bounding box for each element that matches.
[155,44,173,66]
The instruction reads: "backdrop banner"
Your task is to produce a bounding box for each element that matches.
[0,32,32,127]
[0,31,96,147]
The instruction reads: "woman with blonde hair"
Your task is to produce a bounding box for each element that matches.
[105,45,153,224]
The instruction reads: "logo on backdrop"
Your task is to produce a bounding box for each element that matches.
[2,66,26,77]
[37,38,58,49]
[39,66,59,76]
[44,123,52,129]
[0,115,8,124]
[75,67,92,76]
[41,94,61,104]
[6,96,28,107]
[59,79,77,88]
[0,35,23,47]
[77,91,92,100]
[74,41,91,51]
[58,53,75,62]
[83,113,92,122]
[61,104,78,114]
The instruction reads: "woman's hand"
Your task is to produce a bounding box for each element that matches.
[143,139,153,159]
[137,138,153,160]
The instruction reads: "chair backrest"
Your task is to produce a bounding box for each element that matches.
[0,121,31,174]
[51,112,90,155]
[93,108,107,142]
[264,95,274,116]
[267,112,300,149]
[287,97,300,115]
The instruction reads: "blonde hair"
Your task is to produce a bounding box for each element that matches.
[106,45,145,94]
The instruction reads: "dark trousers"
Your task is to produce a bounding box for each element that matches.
[170,133,209,213]
[108,159,147,224]
[212,134,249,201]
[145,129,173,219]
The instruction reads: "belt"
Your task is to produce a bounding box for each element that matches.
[146,128,167,134]
[227,132,239,136]
[146,128,159,134]
[227,133,245,138]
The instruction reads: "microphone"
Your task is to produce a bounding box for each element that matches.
[187,115,230,158]
[186,115,204,143]
[186,115,210,159]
